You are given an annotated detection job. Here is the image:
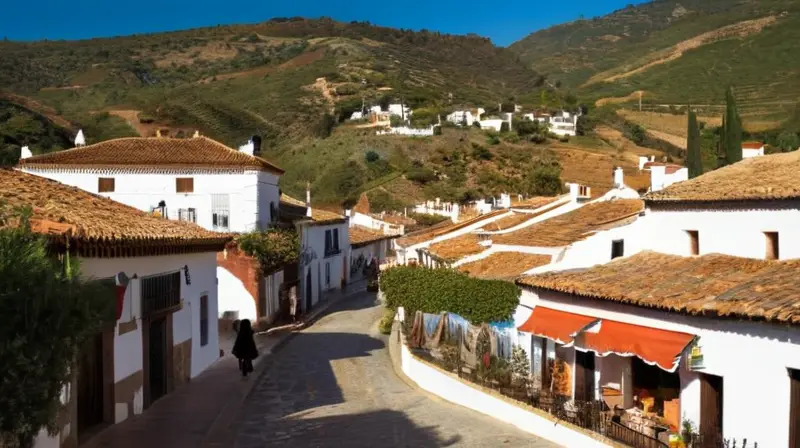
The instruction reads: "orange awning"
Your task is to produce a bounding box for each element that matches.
[518,307,598,345]
[579,320,695,372]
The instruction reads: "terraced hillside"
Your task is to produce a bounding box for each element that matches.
[510,0,800,124]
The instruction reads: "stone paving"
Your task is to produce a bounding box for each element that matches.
[230,291,558,448]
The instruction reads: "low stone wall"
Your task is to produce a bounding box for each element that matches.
[396,330,615,448]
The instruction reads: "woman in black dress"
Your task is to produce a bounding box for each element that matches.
[232,319,258,378]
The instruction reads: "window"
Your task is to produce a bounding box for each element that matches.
[269,202,277,223]
[765,232,779,260]
[140,271,181,317]
[687,230,699,255]
[176,177,194,193]
[611,240,624,259]
[178,208,197,223]
[325,262,330,287]
[200,295,209,347]
[98,177,115,193]
[211,194,230,231]
[324,229,340,257]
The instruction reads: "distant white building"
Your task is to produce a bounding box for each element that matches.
[446,110,476,127]
[742,141,765,159]
[549,111,578,137]
[18,134,284,233]
[349,111,364,120]
[641,161,688,192]
[388,103,412,118]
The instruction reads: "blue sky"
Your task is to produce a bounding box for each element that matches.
[3,0,648,47]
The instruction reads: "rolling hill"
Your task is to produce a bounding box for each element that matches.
[510,0,800,123]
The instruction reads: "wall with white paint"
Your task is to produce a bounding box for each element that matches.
[639,204,800,260]
[399,341,612,447]
[80,251,220,379]
[217,266,257,321]
[519,288,800,447]
[20,167,280,233]
[298,222,349,310]
[349,240,388,282]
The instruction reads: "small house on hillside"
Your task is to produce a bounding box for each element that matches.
[17,133,284,233]
[742,141,765,159]
[1,169,230,447]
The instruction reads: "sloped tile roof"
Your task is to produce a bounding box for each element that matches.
[518,251,800,324]
[279,194,345,224]
[0,169,230,254]
[18,136,283,174]
[349,225,396,247]
[428,233,483,262]
[458,252,551,281]
[493,199,644,247]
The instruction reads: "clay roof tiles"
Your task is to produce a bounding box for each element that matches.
[279,194,345,225]
[645,151,800,203]
[349,225,395,248]
[458,252,552,281]
[493,199,644,247]
[18,136,284,174]
[517,251,800,324]
[0,169,230,254]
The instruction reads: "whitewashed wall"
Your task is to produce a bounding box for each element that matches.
[350,212,404,235]
[80,252,220,379]
[300,222,348,309]
[640,204,800,260]
[217,266,257,321]
[519,288,800,447]
[20,168,280,233]
[349,240,388,283]
[263,270,284,323]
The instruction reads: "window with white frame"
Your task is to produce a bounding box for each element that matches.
[178,208,197,223]
[211,194,230,231]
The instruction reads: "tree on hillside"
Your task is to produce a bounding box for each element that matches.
[0,205,111,447]
[524,158,563,196]
[720,86,742,166]
[687,107,703,179]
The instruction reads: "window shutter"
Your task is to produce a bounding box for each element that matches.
[98,178,115,193]
[176,177,194,193]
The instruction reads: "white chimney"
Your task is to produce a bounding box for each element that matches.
[305,184,312,218]
[650,166,667,192]
[193,130,200,138]
[239,140,254,156]
[568,183,579,203]
[614,167,624,188]
[74,129,86,147]
[20,146,32,159]
[638,156,649,170]
[345,209,351,217]
[649,155,655,163]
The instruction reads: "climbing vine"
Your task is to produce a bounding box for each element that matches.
[237,228,299,272]
[380,266,520,324]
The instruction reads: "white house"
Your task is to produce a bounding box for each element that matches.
[348,225,396,283]
[446,110,476,127]
[347,193,405,235]
[641,161,688,193]
[349,111,364,120]
[413,198,460,222]
[516,251,800,447]
[0,169,230,448]
[388,103,412,118]
[742,141,765,159]
[280,193,349,312]
[17,133,284,234]
[549,111,578,137]
[640,150,800,260]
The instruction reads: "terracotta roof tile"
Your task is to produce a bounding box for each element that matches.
[742,141,764,149]
[510,196,560,209]
[481,213,535,232]
[493,199,644,247]
[428,233,483,262]
[0,169,230,253]
[395,210,507,248]
[18,136,283,174]
[352,193,370,214]
[279,194,345,224]
[645,151,800,203]
[349,225,395,247]
[459,252,551,280]
[518,251,800,324]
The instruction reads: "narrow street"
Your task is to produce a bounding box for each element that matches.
[230,291,558,447]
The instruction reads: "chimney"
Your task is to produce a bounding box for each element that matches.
[649,155,655,163]
[305,182,312,218]
[568,183,579,203]
[650,166,667,192]
[251,135,262,157]
[20,146,32,159]
[74,129,86,147]
[193,130,200,138]
[239,140,254,156]
[156,129,162,138]
[614,167,624,188]
[638,156,649,170]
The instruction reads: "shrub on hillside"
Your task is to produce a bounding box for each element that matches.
[559,135,570,143]
[500,122,510,133]
[529,133,547,144]
[380,266,520,324]
[406,167,437,184]
[365,150,380,163]
[334,83,359,96]
[525,158,563,196]
[407,212,449,227]
[471,144,493,161]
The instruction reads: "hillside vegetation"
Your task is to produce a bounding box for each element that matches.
[510,0,800,123]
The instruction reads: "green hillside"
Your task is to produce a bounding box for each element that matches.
[510,0,800,123]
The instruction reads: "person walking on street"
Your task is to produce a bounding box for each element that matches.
[289,286,298,323]
[232,319,258,378]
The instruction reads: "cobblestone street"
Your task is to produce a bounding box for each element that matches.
[230,291,558,447]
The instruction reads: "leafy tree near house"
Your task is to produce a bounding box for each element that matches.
[720,86,743,166]
[0,205,112,448]
[525,158,563,196]
[686,107,703,179]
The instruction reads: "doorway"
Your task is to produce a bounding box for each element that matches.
[700,373,723,447]
[77,332,105,436]
[148,317,168,405]
[574,350,596,402]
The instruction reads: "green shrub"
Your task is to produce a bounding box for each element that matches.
[380,266,520,324]
[378,308,394,334]
[237,228,299,272]
[471,144,493,161]
[559,135,570,143]
[406,166,437,184]
[407,212,449,227]
[525,158,563,196]
[334,83,359,96]
[365,150,380,162]
[433,125,442,136]
[529,133,547,144]
[500,122,510,133]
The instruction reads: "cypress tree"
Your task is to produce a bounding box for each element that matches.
[687,107,703,178]
[722,86,742,165]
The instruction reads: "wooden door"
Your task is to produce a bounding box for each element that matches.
[700,373,723,447]
[790,369,800,448]
[77,332,104,434]
[148,317,168,404]
[574,350,596,402]
[540,339,551,392]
